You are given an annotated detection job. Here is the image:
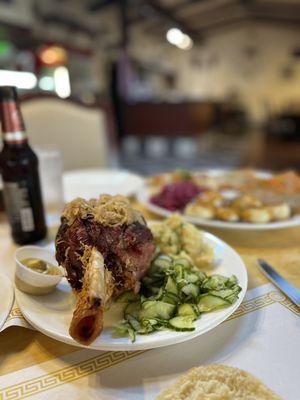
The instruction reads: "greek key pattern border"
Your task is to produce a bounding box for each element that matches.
[6,307,24,323]
[228,291,276,321]
[0,351,146,400]
[278,296,300,316]
[0,290,298,400]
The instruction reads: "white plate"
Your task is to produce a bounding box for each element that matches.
[15,233,247,351]
[63,169,144,202]
[0,274,14,331]
[139,168,300,230]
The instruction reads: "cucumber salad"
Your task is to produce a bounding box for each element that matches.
[115,254,242,342]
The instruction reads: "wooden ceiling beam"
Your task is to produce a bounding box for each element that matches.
[89,0,118,12]
[175,0,235,19]
[178,0,300,29]
[172,0,207,12]
[187,12,300,34]
[186,3,247,29]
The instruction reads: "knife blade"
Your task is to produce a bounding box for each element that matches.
[258,259,300,308]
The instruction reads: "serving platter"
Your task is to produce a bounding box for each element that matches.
[15,233,247,351]
[138,190,300,230]
[138,169,300,230]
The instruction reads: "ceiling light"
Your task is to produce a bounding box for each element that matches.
[39,76,55,91]
[38,46,67,66]
[54,66,71,98]
[166,28,193,50]
[177,34,193,50]
[0,70,37,89]
[166,28,184,46]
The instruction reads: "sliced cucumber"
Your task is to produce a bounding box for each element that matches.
[116,291,140,303]
[195,270,206,282]
[210,289,235,298]
[140,318,159,328]
[184,272,200,284]
[115,322,137,341]
[209,288,241,304]
[152,255,172,271]
[155,254,173,263]
[128,327,136,342]
[177,303,199,319]
[140,301,175,320]
[224,293,239,304]
[173,264,184,279]
[202,275,228,291]
[115,253,241,342]
[161,292,179,305]
[149,286,160,295]
[227,275,238,287]
[176,278,189,290]
[169,316,195,331]
[115,322,130,336]
[124,301,141,319]
[173,258,191,269]
[154,287,165,300]
[181,283,199,298]
[165,276,178,295]
[128,316,141,331]
[198,294,230,312]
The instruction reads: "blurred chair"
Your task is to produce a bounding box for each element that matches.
[21,95,118,171]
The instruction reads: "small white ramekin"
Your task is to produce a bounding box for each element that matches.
[15,246,63,295]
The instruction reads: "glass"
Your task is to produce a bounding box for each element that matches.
[34,146,64,224]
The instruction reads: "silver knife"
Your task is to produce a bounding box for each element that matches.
[258,259,300,308]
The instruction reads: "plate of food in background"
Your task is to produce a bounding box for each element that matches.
[138,168,300,230]
[15,196,247,351]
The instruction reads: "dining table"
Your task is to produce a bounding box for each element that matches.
[0,199,299,400]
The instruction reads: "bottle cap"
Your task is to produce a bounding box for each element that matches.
[0,86,18,102]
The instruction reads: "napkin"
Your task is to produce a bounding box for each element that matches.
[1,300,32,331]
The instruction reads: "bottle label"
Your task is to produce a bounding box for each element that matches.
[3,181,35,232]
[3,131,27,143]
[1,100,27,144]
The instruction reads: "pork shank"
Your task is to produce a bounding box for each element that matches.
[55,195,155,345]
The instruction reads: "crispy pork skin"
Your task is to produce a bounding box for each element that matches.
[56,219,155,295]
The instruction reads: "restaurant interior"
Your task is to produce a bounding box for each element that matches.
[0,1,299,399]
[2,0,300,173]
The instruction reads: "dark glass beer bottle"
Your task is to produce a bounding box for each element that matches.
[0,86,47,244]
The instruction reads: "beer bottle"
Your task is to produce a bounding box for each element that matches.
[0,86,47,244]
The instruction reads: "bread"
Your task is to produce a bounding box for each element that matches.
[156,364,281,400]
